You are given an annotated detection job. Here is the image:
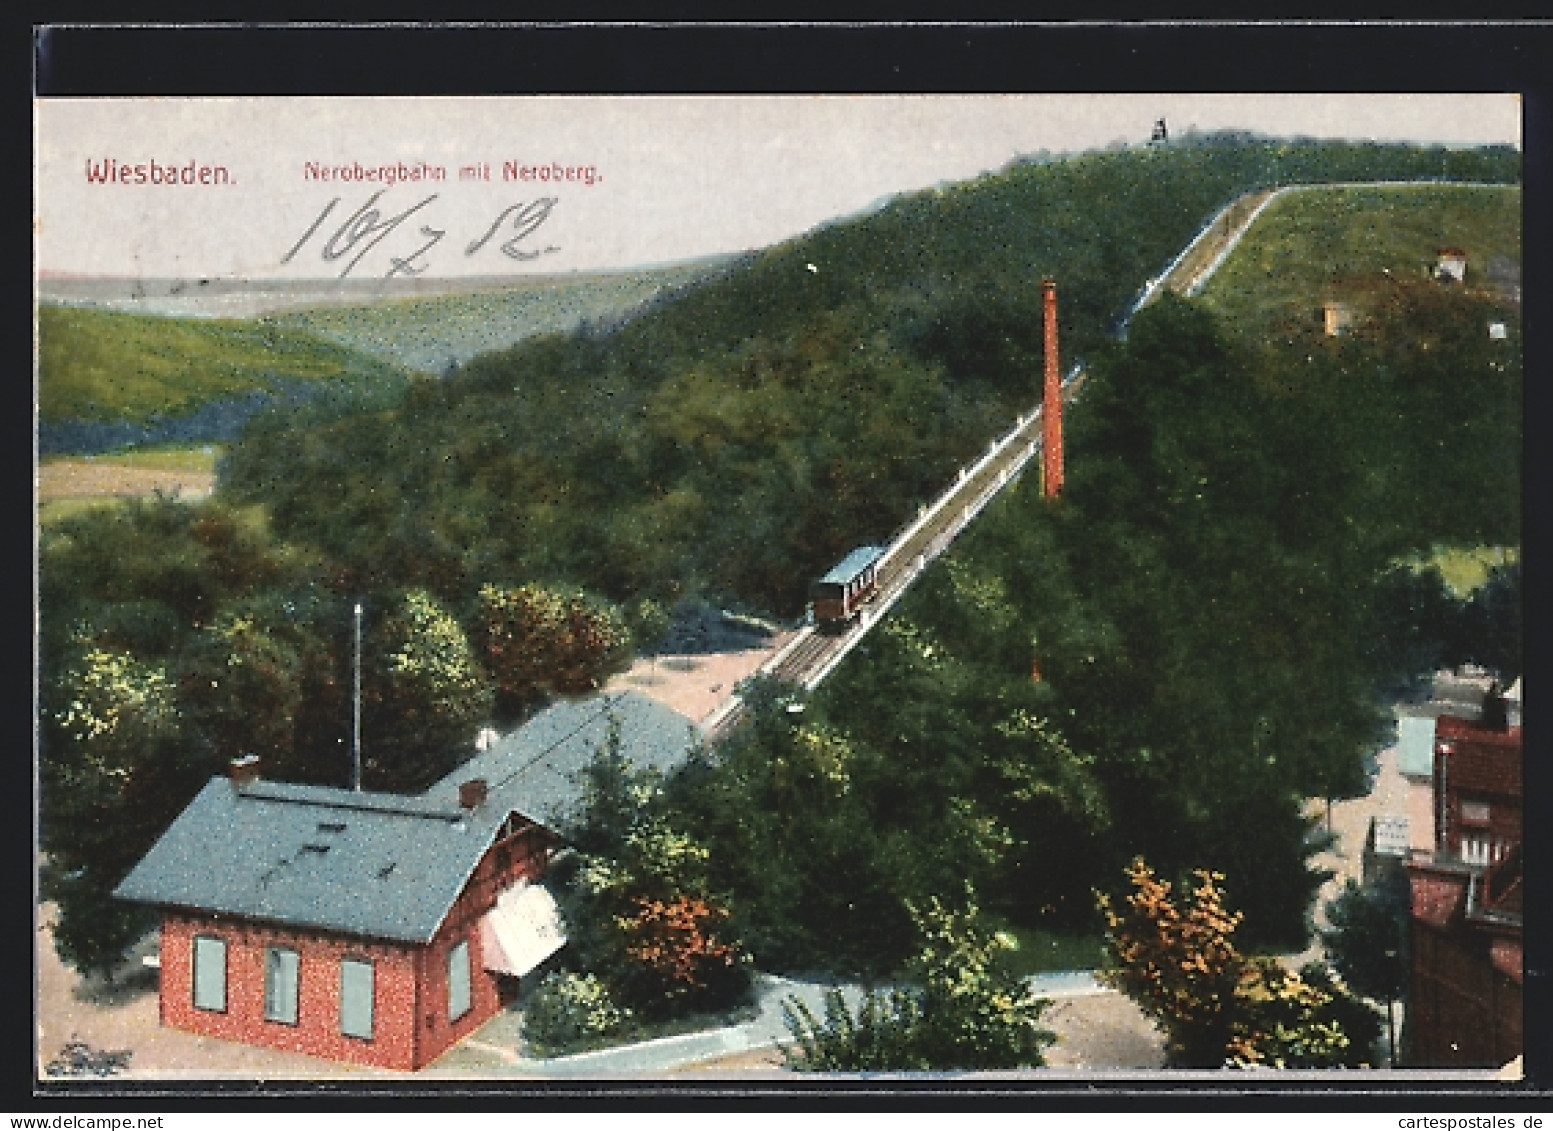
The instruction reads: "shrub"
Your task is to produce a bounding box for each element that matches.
[782,890,1055,1071]
[617,893,749,1016]
[1098,857,1382,1068]
[782,986,926,1072]
[1229,959,1382,1069]
[475,583,631,715]
[521,971,631,1057]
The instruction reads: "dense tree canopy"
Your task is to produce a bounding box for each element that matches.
[37,497,626,973]
[798,283,1518,952]
[221,137,1518,616]
[1321,874,1410,1008]
[550,723,752,1022]
[39,136,1520,984]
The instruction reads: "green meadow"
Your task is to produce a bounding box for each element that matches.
[1196,184,1521,334]
[37,305,416,424]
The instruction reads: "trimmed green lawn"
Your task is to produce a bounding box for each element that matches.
[37,497,122,526]
[60,445,223,474]
[1197,184,1521,336]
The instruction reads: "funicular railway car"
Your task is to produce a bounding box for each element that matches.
[812,544,886,631]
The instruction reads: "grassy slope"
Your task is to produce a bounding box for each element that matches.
[1196,184,1521,333]
[271,262,731,372]
[1419,545,1519,597]
[37,305,418,423]
[56,445,221,473]
[1198,183,1522,582]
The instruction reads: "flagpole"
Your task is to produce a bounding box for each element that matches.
[352,601,363,791]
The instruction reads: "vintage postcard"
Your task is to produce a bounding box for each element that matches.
[34,93,1524,1090]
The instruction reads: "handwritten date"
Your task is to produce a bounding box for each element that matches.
[283,191,560,278]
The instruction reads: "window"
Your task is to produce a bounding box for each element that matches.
[1461,834,1492,867]
[340,957,375,1039]
[448,939,472,1022]
[192,935,227,1012]
[1460,799,1491,825]
[264,946,300,1024]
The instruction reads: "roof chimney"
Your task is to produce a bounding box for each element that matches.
[459,779,489,810]
[1042,278,1064,498]
[229,754,261,788]
[1480,682,1509,731]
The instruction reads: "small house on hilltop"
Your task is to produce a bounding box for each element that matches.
[1322,299,1355,337]
[1434,247,1469,283]
[115,691,699,1070]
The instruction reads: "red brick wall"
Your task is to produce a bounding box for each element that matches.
[1409,867,1466,931]
[1434,718,1522,861]
[411,884,504,1067]
[410,819,557,1067]
[155,817,558,1071]
[1409,919,1522,1068]
[460,822,557,916]
[160,913,425,1071]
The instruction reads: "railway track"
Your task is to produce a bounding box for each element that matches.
[702,371,1082,743]
[702,179,1490,744]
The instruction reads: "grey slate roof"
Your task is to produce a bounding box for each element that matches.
[425,689,703,829]
[114,691,700,943]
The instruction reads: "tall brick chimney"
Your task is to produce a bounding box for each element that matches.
[1042,278,1064,498]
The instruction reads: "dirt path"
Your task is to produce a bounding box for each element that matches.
[35,905,384,1080]
[606,634,794,727]
[37,460,215,502]
[666,990,1164,1075]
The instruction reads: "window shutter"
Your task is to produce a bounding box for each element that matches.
[340,958,375,1039]
[192,935,227,1012]
[265,947,300,1024]
[448,939,472,1021]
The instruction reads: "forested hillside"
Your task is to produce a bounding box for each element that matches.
[764,281,1521,959]
[39,133,1521,982]
[270,259,734,372]
[223,136,1519,616]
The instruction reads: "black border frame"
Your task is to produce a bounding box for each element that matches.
[27,18,1551,1111]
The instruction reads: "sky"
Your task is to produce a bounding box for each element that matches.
[35,94,1521,281]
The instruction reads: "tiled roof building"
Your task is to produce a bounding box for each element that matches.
[116,692,698,1070]
[1404,698,1523,1069]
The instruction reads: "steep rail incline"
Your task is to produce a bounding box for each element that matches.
[702,179,1501,741]
[703,368,1082,742]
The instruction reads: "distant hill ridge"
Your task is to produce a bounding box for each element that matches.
[35,255,740,313]
[221,134,1520,613]
[35,258,740,454]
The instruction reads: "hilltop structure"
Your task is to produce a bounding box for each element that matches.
[1434,246,1469,283]
[115,691,698,1070]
